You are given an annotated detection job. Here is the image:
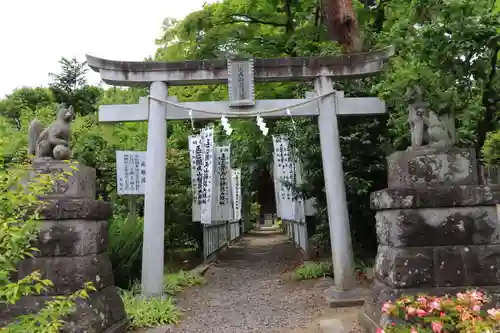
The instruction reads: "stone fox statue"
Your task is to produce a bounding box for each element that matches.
[28,105,75,160]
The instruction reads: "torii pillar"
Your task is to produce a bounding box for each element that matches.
[86,47,394,302]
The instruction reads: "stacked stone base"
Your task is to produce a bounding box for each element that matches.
[361,148,500,332]
[0,162,127,333]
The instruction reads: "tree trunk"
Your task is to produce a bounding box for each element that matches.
[321,0,362,53]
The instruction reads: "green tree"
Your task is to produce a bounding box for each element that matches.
[49,57,102,116]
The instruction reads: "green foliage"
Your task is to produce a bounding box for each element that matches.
[107,215,145,288]
[0,163,95,332]
[482,130,500,165]
[121,271,204,330]
[292,262,332,280]
[120,292,179,329]
[49,57,102,116]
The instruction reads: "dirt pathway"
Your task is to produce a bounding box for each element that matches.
[173,232,363,333]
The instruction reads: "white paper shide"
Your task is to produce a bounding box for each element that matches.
[200,127,215,224]
[116,151,147,195]
[231,168,242,221]
[213,145,232,221]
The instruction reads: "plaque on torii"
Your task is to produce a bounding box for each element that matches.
[227,56,255,107]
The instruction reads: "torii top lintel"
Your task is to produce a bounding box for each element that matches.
[86,46,394,87]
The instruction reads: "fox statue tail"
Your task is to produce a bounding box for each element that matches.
[27,119,44,157]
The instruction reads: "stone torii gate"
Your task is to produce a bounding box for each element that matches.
[86,47,393,302]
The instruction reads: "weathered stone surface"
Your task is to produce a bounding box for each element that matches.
[15,253,114,295]
[35,220,108,257]
[371,185,500,210]
[374,245,434,288]
[387,148,477,187]
[39,198,112,220]
[376,207,500,247]
[0,286,127,333]
[31,161,96,199]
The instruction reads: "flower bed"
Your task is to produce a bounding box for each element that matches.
[378,290,500,333]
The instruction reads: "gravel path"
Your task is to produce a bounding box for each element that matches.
[173,231,363,333]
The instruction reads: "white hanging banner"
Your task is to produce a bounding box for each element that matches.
[213,145,232,221]
[272,135,295,220]
[231,168,242,221]
[294,159,306,222]
[116,151,147,195]
[200,127,215,224]
[272,162,281,218]
[188,135,203,222]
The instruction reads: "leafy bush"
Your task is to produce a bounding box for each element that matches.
[120,292,179,330]
[164,270,205,295]
[107,215,144,288]
[379,290,500,333]
[0,163,94,332]
[293,262,332,280]
[121,270,204,330]
[482,130,500,166]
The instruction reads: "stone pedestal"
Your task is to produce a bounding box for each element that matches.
[0,161,127,333]
[360,148,500,332]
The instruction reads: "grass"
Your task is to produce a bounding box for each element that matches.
[292,258,373,281]
[292,261,333,280]
[120,270,205,330]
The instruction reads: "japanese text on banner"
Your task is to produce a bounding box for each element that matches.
[200,127,215,224]
[231,168,242,221]
[116,151,147,195]
[272,135,295,220]
[213,145,232,221]
[189,135,203,222]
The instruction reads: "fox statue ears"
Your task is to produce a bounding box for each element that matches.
[56,104,75,115]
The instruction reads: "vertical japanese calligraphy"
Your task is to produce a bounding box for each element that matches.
[116,151,147,195]
[213,145,232,221]
[200,127,215,224]
[227,59,255,107]
[272,135,295,220]
[231,168,242,221]
[188,135,203,221]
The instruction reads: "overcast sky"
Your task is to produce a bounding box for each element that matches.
[0,0,212,97]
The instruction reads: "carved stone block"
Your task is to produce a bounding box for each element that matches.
[387,148,477,188]
[374,245,434,288]
[15,253,114,295]
[0,286,128,333]
[39,199,112,220]
[370,185,500,210]
[363,147,500,333]
[31,160,96,199]
[3,163,126,333]
[375,207,500,247]
[35,220,108,257]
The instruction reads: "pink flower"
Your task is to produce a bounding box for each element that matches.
[376,328,385,333]
[406,306,417,316]
[429,300,441,311]
[410,328,418,333]
[431,321,443,333]
[381,302,394,314]
[487,308,500,320]
[469,290,484,301]
[472,304,481,312]
[456,292,466,300]
[416,309,427,317]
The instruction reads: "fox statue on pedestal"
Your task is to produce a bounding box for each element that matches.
[27,104,75,161]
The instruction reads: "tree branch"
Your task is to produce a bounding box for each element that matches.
[221,13,287,27]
